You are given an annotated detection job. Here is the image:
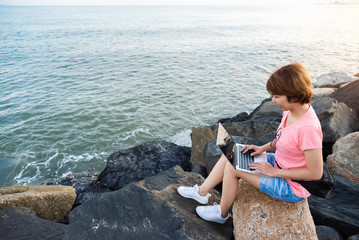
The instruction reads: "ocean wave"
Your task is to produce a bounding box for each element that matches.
[117,128,154,142]
[11,151,108,186]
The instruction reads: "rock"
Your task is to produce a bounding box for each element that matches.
[233,179,317,240]
[312,88,336,97]
[64,166,233,240]
[247,98,283,123]
[42,168,99,194]
[0,185,76,222]
[0,207,68,240]
[42,168,100,206]
[190,125,217,173]
[348,234,359,240]
[313,72,355,88]
[0,186,29,194]
[311,97,359,158]
[326,132,359,183]
[96,141,192,190]
[316,225,343,240]
[74,183,111,206]
[329,79,359,120]
[219,112,248,124]
[308,175,359,239]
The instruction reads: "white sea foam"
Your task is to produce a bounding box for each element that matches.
[13,162,42,186]
[169,129,192,147]
[61,171,73,178]
[44,150,58,167]
[12,151,108,186]
[119,128,153,142]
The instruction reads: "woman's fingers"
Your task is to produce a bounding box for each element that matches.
[241,144,257,153]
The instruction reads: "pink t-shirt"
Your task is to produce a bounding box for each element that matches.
[275,105,323,198]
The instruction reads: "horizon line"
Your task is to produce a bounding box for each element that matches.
[3,3,358,7]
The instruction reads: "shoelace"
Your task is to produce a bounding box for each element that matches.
[206,203,221,215]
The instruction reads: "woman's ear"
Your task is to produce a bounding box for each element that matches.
[287,96,299,103]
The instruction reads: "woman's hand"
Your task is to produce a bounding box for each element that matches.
[249,162,277,176]
[241,144,264,156]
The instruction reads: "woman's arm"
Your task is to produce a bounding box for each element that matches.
[250,148,323,180]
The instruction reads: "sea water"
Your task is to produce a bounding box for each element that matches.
[1,4,358,187]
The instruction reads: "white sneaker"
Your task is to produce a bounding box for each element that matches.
[196,203,230,224]
[177,184,210,204]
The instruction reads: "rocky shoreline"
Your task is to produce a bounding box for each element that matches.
[1,72,359,239]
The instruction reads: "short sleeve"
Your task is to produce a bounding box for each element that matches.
[297,126,323,151]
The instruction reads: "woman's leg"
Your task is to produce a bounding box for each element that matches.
[220,161,261,217]
[198,154,228,196]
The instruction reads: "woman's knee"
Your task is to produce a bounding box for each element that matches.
[219,154,228,163]
[224,161,235,176]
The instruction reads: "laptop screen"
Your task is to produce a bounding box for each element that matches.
[217,123,235,162]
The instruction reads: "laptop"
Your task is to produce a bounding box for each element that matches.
[216,122,267,175]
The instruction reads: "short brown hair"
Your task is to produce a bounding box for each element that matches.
[266,63,313,104]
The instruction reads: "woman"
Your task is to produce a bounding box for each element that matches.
[177,63,323,224]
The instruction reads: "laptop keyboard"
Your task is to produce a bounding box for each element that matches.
[236,149,255,171]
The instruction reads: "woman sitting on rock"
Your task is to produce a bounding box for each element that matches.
[177,63,323,224]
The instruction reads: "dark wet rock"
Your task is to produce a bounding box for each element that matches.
[75,183,111,206]
[219,112,249,124]
[311,97,359,158]
[247,98,283,123]
[316,225,343,240]
[96,141,192,190]
[308,175,359,239]
[0,207,68,240]
[64,166,233,240]
[348,234,359,240]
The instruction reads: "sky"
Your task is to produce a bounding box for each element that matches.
[2,0,358,6]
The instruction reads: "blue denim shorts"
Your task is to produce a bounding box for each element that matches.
[260,153,305,203]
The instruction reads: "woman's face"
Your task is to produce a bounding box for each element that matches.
[271,95,292,111]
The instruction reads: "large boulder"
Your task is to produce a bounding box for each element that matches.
[0,185,76,222]
[0,207,68,240]
[64,166,233,240]
[96,141,192,190]
[190,125,217,173]
[329,79,359,120]
[308,175,359,239]
[311,97,359,158]
[313,72,356,88]
[233,180,317,239]
[247,98,283,123]
[326,132,359,183]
